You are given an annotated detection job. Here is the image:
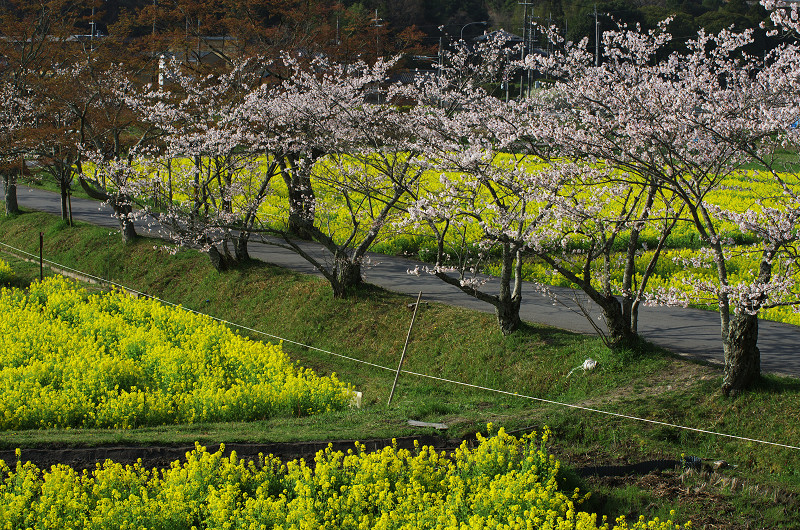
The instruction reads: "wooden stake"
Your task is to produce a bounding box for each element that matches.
[388,291,422,406]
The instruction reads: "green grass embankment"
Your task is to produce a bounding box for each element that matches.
[0,210,799,528]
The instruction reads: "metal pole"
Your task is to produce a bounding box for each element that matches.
[594,4,600,67]
[90,6,95,51]
[520,2,528,99]
[387,292,423,406]
[519,1,534,99]
[505,49,510,102]
[438,36,443,78]
[39,232,43,281]
[373,9,384,58]
[528,17,534,97]
[460,21,487,43]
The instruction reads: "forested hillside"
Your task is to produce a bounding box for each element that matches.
[32,0,783,60]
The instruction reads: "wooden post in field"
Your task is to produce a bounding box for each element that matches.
[388,291,422,406]
[39,232,43,281]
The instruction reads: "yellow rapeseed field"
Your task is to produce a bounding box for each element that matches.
[0,426,689,529]
[0,275,354,430]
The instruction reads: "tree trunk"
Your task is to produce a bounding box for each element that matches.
[495,242,522,334]
[114,201,138,244]
[599,295,638,350]
[207,245,232,272]
[717,239,771,396]
[78,177,137,243]
[209,233,250,271]
[538,253,636,348]
[286,176,315,239]
[331,254,362,298]
[120,215,137,243]
[59,180,69,221]
[3,173,20,216]
[234,232,249,261]
[721,312,761,396]
[495,296,521,335]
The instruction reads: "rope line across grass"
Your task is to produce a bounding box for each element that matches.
[2,239,799,451]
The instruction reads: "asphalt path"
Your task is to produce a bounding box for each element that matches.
[7,185,800,379]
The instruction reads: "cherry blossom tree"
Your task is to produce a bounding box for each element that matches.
[403,33,680,339]
[516,21,696,349]
[233,55,426,296]
[761,0,800,34]
[0,80,33,216]
[532,20,800,392]
[121,55,266,261]
[400,36,571,335]
[73,57,165,243]
[0,1,82,222]
[29,57,83,225]
[404,99,567,334]
[528,165,684,348]
[399,33,689,342]
[699,19,800,393]
[130,54,425,297]
[649,32,800,394]
[0,4,45,215]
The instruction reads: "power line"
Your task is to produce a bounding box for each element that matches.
[1,240,799,452]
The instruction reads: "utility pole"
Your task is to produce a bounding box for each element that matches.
[372,9,385,104]
[519,0,534,99]
[544,12,554,83]
[372,9,384,58]
[89,5,96,52]
[505,49,510,102]
[152,0,158,86]
[528,12,547,93]
[528,15,534,96]
[588,6,610,66]
[438,36,443,80]
[592,4,600,66]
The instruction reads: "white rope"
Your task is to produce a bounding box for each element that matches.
[2,240,799,451]
[399,370,800,450]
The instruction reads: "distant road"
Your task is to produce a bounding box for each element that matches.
[7,184,800,379]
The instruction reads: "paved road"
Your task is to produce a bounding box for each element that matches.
[7,185,800,378]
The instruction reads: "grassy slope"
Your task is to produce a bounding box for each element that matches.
[1,210,799,528]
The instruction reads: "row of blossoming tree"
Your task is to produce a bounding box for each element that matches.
[3,1,800,396]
